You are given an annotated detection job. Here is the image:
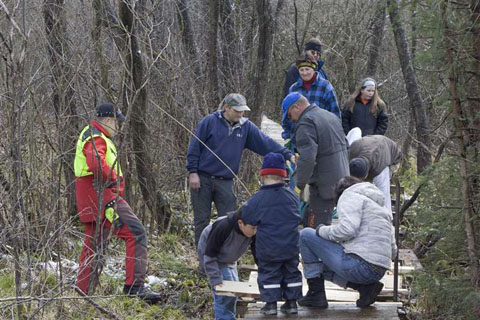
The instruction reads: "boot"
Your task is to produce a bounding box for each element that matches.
[124,284,162,304]
[280,299,298,314]
[260,301,277,315]
[347,281,384,308]
[298,276,328,308]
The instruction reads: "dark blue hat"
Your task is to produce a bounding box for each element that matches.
[281,92,302,123]
[349,157,370,179]
[260,152,286,177]
[96,103,126,121]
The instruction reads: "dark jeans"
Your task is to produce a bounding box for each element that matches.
[300,228,385,288]
[191,174,237,246]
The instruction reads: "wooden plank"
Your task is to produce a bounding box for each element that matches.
[242,302,402,319]
[260,115,286,146]
[398,249,423,270]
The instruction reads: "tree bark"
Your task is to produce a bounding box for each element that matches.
[387,0,432,174]
[366,0,386,76]
[177,0,199,74]
[442,0,479,287]
[206,0,219,109]
[118,0,172,232]
[250,0,285,123]
[43,0,78,217]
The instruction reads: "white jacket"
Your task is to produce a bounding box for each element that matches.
[318,182,397,269]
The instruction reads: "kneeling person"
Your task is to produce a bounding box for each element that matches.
[243,153,302,315]
[197,209,257,320]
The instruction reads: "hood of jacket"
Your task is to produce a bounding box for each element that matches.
[346,182,385,208]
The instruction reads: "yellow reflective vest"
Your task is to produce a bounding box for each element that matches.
[74,124,122,178]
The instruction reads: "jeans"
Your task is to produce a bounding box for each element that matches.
[300,228,384,288]
[191,174,237,246]
[212,267,238,320]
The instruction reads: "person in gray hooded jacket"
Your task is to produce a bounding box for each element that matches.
[197,209,257,320]
[298,176,397,309]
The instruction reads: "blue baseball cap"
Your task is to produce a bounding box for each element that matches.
[97,103,126,121]
[281,92,302,123]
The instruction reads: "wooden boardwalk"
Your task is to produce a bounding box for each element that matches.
[229,116,419,319]
[243,302,402,319]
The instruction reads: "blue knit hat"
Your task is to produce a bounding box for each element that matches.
[260,152,286,177]
[349,157,370,179]
[281,92,302,123]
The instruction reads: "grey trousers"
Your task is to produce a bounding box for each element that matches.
[191,174,237,246]
[303,184,334,228]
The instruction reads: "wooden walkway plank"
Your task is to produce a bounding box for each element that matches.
[242,302,402,319]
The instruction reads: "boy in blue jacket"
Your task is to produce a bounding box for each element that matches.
[242,152,302,315]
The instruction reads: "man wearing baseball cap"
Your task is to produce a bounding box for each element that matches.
[74,103,161,303]
[187,93,296,247]
[282,93,349,228]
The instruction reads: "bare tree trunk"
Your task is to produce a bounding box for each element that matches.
[442,0,479,287]
[366,0,386,76]
[118,0,172,232]
[387,0,432,174]
[206,0,219,108]
[250,0,285,123]
[177,0,199,74]
[219,0,236,94]
[43,0,78,217]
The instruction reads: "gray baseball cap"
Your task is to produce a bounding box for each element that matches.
[222,93,251,112]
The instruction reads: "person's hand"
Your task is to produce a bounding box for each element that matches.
[289,155,296,165]
[316,224,325,237]
[294,186,305,201]
[214,284,223,291]
[189,173,201,190]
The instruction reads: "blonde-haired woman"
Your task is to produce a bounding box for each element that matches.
[342,78,388,137]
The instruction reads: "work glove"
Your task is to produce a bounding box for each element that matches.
[294,186,305,201]
[105,200,121,228]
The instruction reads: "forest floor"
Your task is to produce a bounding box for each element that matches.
[0,196,262,319]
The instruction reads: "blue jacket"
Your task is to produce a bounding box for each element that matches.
[282,72,340,141]
[243,182,300,262]
[187,111,293,179]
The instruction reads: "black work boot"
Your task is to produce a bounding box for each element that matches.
[298,276,328,308]
[280,299,298,314]
[347,281,384,307]
[261,301,277,315]
[124,284,162,304]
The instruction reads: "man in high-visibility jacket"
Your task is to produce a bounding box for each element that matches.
[74,103,161,303]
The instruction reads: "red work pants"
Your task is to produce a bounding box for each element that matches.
[76,200,148,294]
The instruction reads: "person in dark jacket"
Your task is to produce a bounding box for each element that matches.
[342,78,388,137]
[197,209,257,320]
[349,135,402,213]
[187,93,295,247]
[282,37,328,99]
[282,92,349,228]
[242,153,302,315]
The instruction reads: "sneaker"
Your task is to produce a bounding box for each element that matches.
[298,277,328,308]
[356,281,384,308]
[124,284,162,304]
[280,299,298,314]
[261,302,277,315]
